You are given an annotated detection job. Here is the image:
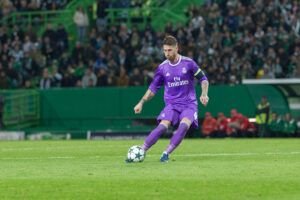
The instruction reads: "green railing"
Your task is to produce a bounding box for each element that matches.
[1,90,40,129]
[0,10,74,36]
[105,7,187,31]
[105,0,205,31]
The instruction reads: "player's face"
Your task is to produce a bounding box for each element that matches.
[163,45,178,61]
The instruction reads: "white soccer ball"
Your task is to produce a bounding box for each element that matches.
[127,145,145,162]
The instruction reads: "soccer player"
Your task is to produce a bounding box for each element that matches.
[126,35,209,162]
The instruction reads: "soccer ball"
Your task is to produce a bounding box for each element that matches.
[127,145,145,162]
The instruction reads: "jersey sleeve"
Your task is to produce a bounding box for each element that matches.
[190,60,208,83]
[149,66,164,94]
[190,60,201,75]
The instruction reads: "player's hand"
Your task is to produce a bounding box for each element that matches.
[134,103,143,114]
[200,95,209,106]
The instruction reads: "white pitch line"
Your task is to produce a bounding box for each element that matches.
[146,152,300,157]
[0,152,300,160]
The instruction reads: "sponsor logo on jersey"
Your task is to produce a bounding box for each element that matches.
[168,77,189,87]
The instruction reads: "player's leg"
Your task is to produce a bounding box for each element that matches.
[161,105,197,162]
[163,118,191,155]
[126,121,169,163]
[142,120,171,152]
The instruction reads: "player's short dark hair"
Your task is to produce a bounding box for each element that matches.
[163,35,178,46]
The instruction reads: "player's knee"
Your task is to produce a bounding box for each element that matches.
[181,118,192,127]
[160,120,171,128]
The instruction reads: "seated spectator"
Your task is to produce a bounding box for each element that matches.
[226,109,239,137]
[236,113,251,137]
[96,68,108,87]
[82,68,97,88]
[6,61,19,88]
[142,69,152,86]
[51,65,63,87]
[268,112,283,137]
[214,112,228,138]
[107,70,117,87]
[117,66,130,87]
[201,112,217,137]
[10,44,24,62]
[61,71,75,87]
[40,68,52,89]
[21,52,39,79]
[0,70,9,89]
[130,68,143,86]
[282,113,297,137]
[24,79,33,89]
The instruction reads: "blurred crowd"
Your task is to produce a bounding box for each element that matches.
[0,0,71,18]
[1,0,300,90]
[182,0,300,84]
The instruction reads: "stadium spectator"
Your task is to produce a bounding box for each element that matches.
[107,70,117,87]
[56,24,69,51]
[236,113,251,137]
[130,68,143,86]
[82,68,97,88]
[201,112,217,137]
[282,113,297,137]
[227,109,239,137]
[96,68,108,87]
[0,70,9,89]
[213,112,228,138]
[24,79,33,89]
[255,96,272,137]
[40,68,52,89]
[268,112,283,137]
[6,61,19,88]
[51,65,63,87]
[116,66,130,87]
[142,69,152,86]
[61,71,75,87]
[73,6,89,42]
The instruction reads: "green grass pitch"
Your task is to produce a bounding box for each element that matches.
[0,139,300,200]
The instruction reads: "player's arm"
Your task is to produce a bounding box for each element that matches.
[134,89,155,114]
[194,68,209,106]
[134,65,163,114]
[201,80,209,106]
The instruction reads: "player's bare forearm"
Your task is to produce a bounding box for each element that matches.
[201,80,209,96]
[139,89,155,105]
[200,80,209,106]
[134,89,155,114]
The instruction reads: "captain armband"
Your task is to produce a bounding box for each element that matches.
[194,69,208,83]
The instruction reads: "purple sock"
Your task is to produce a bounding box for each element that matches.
[142,123,168,151]
[165,122,189,154]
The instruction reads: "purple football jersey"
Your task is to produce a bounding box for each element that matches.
[149,55,202,105]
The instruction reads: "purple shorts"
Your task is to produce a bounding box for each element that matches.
[157,103,198,128]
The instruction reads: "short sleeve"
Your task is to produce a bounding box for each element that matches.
[149,66,164,94]
[190,60,201,76]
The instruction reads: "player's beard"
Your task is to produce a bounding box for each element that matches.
[168,54,176,63]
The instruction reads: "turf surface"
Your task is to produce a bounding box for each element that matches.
[0,139,300,200]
